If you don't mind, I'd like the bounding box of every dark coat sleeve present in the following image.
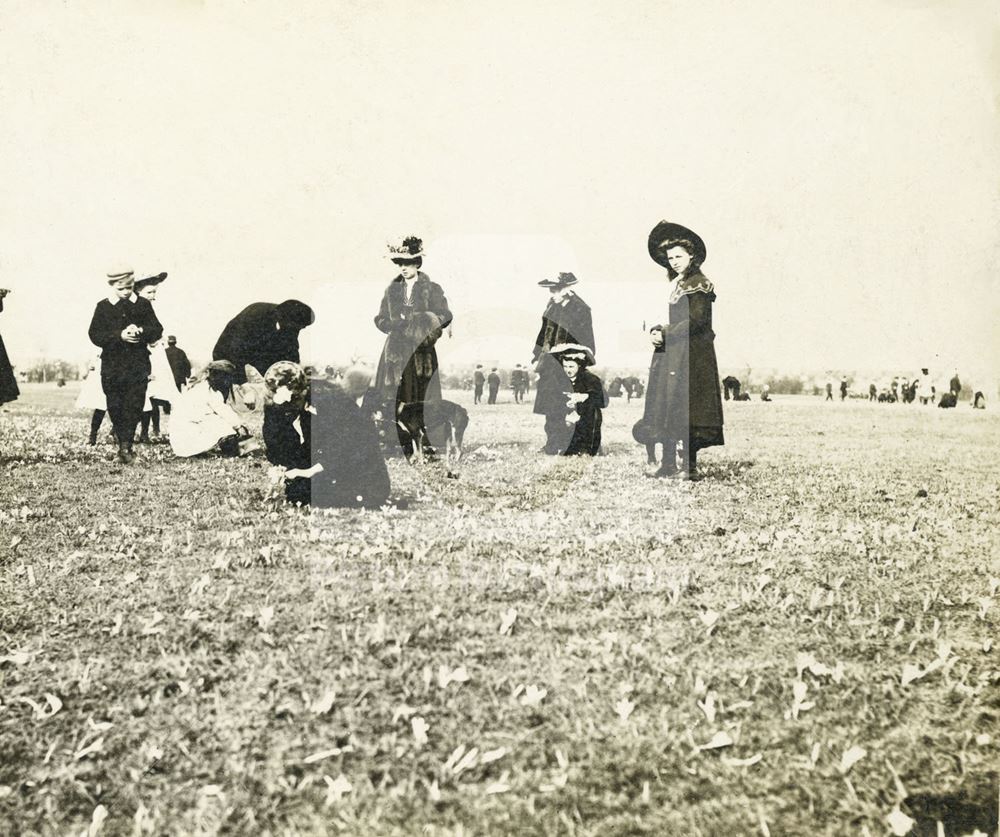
[88,301,122,350]
[428,282,452,331]
[263,405,310,469]
[575,369,608,412]
[374,287,397,334]
[134,298,163,346]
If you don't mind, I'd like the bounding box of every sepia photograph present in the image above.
[1,0,998,834]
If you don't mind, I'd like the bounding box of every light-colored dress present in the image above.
[75,361,107,411]
[169,380,242,457]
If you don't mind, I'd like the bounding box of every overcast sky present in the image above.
[1,0,997,385]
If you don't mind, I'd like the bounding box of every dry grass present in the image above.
[1,384,999,836]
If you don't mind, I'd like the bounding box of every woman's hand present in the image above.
[285,463,324,480]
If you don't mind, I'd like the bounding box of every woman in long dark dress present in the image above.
[0,289,20,406]
[374,236,452,407]
[633,221,724,480]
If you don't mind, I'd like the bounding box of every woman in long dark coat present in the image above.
[374,236,452,408]
[0,289,19,406]
[633,221,724,480]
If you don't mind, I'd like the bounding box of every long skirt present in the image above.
[633,335,724,451]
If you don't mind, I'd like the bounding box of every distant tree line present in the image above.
[21,360,81,383]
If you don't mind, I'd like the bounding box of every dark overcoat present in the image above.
[0,297,19,405]
[374,273,452,404]
[634,272,724,451]
[213,303,309,385]
[563,368,608,456]
[165,345,192,389]
[88,295,163,384]
[531,291,596,416]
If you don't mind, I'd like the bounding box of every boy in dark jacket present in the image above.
[87,268,163,464]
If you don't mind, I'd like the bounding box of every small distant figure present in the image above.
[839,377,848,401]
[622,375,642,402]
[868,383,877,402]
[608,377,624,398]
[972,391,986,410]
[0,288,19,407]
[165,336,192,391]
[487,368,501,404]
[938,392,957,409]
[760,385,772,402]
[918,368,934,406]
[722,375,741,401]
[891,377,899,402]
[825,382,833,401]
[949,371,962,399]
[473,365,485,404]
[511,364,529,403]
[550,344,607,456]
[734,392,751,402]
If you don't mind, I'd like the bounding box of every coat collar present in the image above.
[107,292,138,305]
[669,271,714,303]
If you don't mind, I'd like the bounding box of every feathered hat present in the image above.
[387,235,425,263]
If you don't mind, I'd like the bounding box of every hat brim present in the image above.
[648,221,707,268]
[538,277,578,288]
[387,252,424,263]
[135,272,168,288]
[548,342,595,366]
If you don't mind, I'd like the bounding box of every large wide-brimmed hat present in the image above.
[647,221,706,269]
[538,271,579,288]
[387,235,425,263]
[549,342,595,366]
[134,272,167,292]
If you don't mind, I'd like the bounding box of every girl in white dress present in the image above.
[134,273,179,442]
[75,354,108,445]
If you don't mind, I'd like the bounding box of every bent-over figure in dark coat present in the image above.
[213,300,315,385]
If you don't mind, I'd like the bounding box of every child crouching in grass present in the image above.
[169,360,255,457]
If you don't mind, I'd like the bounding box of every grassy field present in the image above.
[1,383,999,836]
